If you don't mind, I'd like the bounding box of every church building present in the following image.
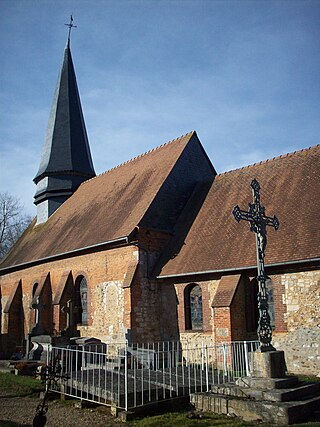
[0,36,319,375]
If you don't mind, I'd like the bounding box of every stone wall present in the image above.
[273,270,320,376]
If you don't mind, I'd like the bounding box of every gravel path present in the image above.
[0,395,128,427]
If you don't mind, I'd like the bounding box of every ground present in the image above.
[1,373,320,427]
[0,396,125,427]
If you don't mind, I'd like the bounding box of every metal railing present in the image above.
[48,340,259,410]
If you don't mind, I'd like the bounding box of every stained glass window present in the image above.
[189,285,203,330]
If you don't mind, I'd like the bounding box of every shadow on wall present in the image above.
[1,281,25,358]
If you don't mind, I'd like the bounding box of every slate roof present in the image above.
[158,144,320,277]
[0,132,196,271]
[34,42,95,184]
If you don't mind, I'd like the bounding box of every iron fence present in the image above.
[48,340,259,410]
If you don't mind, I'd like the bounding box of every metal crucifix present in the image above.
[233,178,279,352]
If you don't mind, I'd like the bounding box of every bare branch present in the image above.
[0,192,32,259]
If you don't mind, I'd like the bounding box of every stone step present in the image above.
[236,376,299,390]
[191,391,320,425]
[0,360,12,368]
[212,380,320,403]
[211,384,249,398]
[0,360,15,374]
[261,382,320,402]
[0,367,15,374]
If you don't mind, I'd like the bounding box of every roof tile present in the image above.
[0,132,195,270]
[159,145,320,277]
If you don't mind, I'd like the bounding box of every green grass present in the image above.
[295,374,320,383]
[0,372,43,397]
[129,411,263,427]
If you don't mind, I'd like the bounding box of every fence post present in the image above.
[125,343,128,411]
[244,341,250,376]
[201,341,204,371]
[223,344,227,378]
[205,345,209,392]
[46,346,50,393]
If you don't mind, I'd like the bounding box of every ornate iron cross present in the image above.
[233,178,279,352]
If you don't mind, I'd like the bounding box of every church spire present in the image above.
[34,18,95,224]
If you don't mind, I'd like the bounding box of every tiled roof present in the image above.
[211,274,241,307]
[0,132,195,270]
[158,145,320,277]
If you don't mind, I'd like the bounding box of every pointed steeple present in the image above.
[34,27,95,224]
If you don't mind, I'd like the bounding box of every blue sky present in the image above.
[0,0,319,216]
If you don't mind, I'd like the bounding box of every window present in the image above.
[266,278,275,330]
[246,278,259,333]
[185,284,203,331]
[74,275,88,325]
[246,277,275,332]
[31,282,39,325]
[32,282,39,297]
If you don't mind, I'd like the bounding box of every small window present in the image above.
[75,275,88,325]
[32,282,39,297]
[31,282,39,325]
[246,278,259,332]
[246,277,275,332]
[185,284,203,331]
[266,278,275,330]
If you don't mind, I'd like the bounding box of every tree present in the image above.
[0,192,33,260]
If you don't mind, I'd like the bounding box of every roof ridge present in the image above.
[218,144,320,177]
[81,131,195,186]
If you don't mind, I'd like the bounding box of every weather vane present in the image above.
[64,15,77,43]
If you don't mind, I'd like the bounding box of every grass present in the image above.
[0,372,44,397]
[129,411,262,426]
[295,374,320,383]
[128,411,320,427]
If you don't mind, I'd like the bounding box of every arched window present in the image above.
[74,275,88,325]
[246,277,275,332]
[246,278,259,333]
[185,284,203,331]
[266,278,275,330]
[32,282,39,297]
[31,282,39,326]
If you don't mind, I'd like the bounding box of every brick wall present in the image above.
[213,307,232,343]
[0,245,139,347]
[230,277,247,341]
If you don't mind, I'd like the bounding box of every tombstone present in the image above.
[69,337,107,370]
[30,297,45,336]
[60,299,75,336]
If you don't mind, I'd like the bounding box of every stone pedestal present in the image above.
[250,350,287,378]
[191,349,320,425]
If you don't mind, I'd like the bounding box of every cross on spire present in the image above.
[233,178,279,352]
[65,15,77,44]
